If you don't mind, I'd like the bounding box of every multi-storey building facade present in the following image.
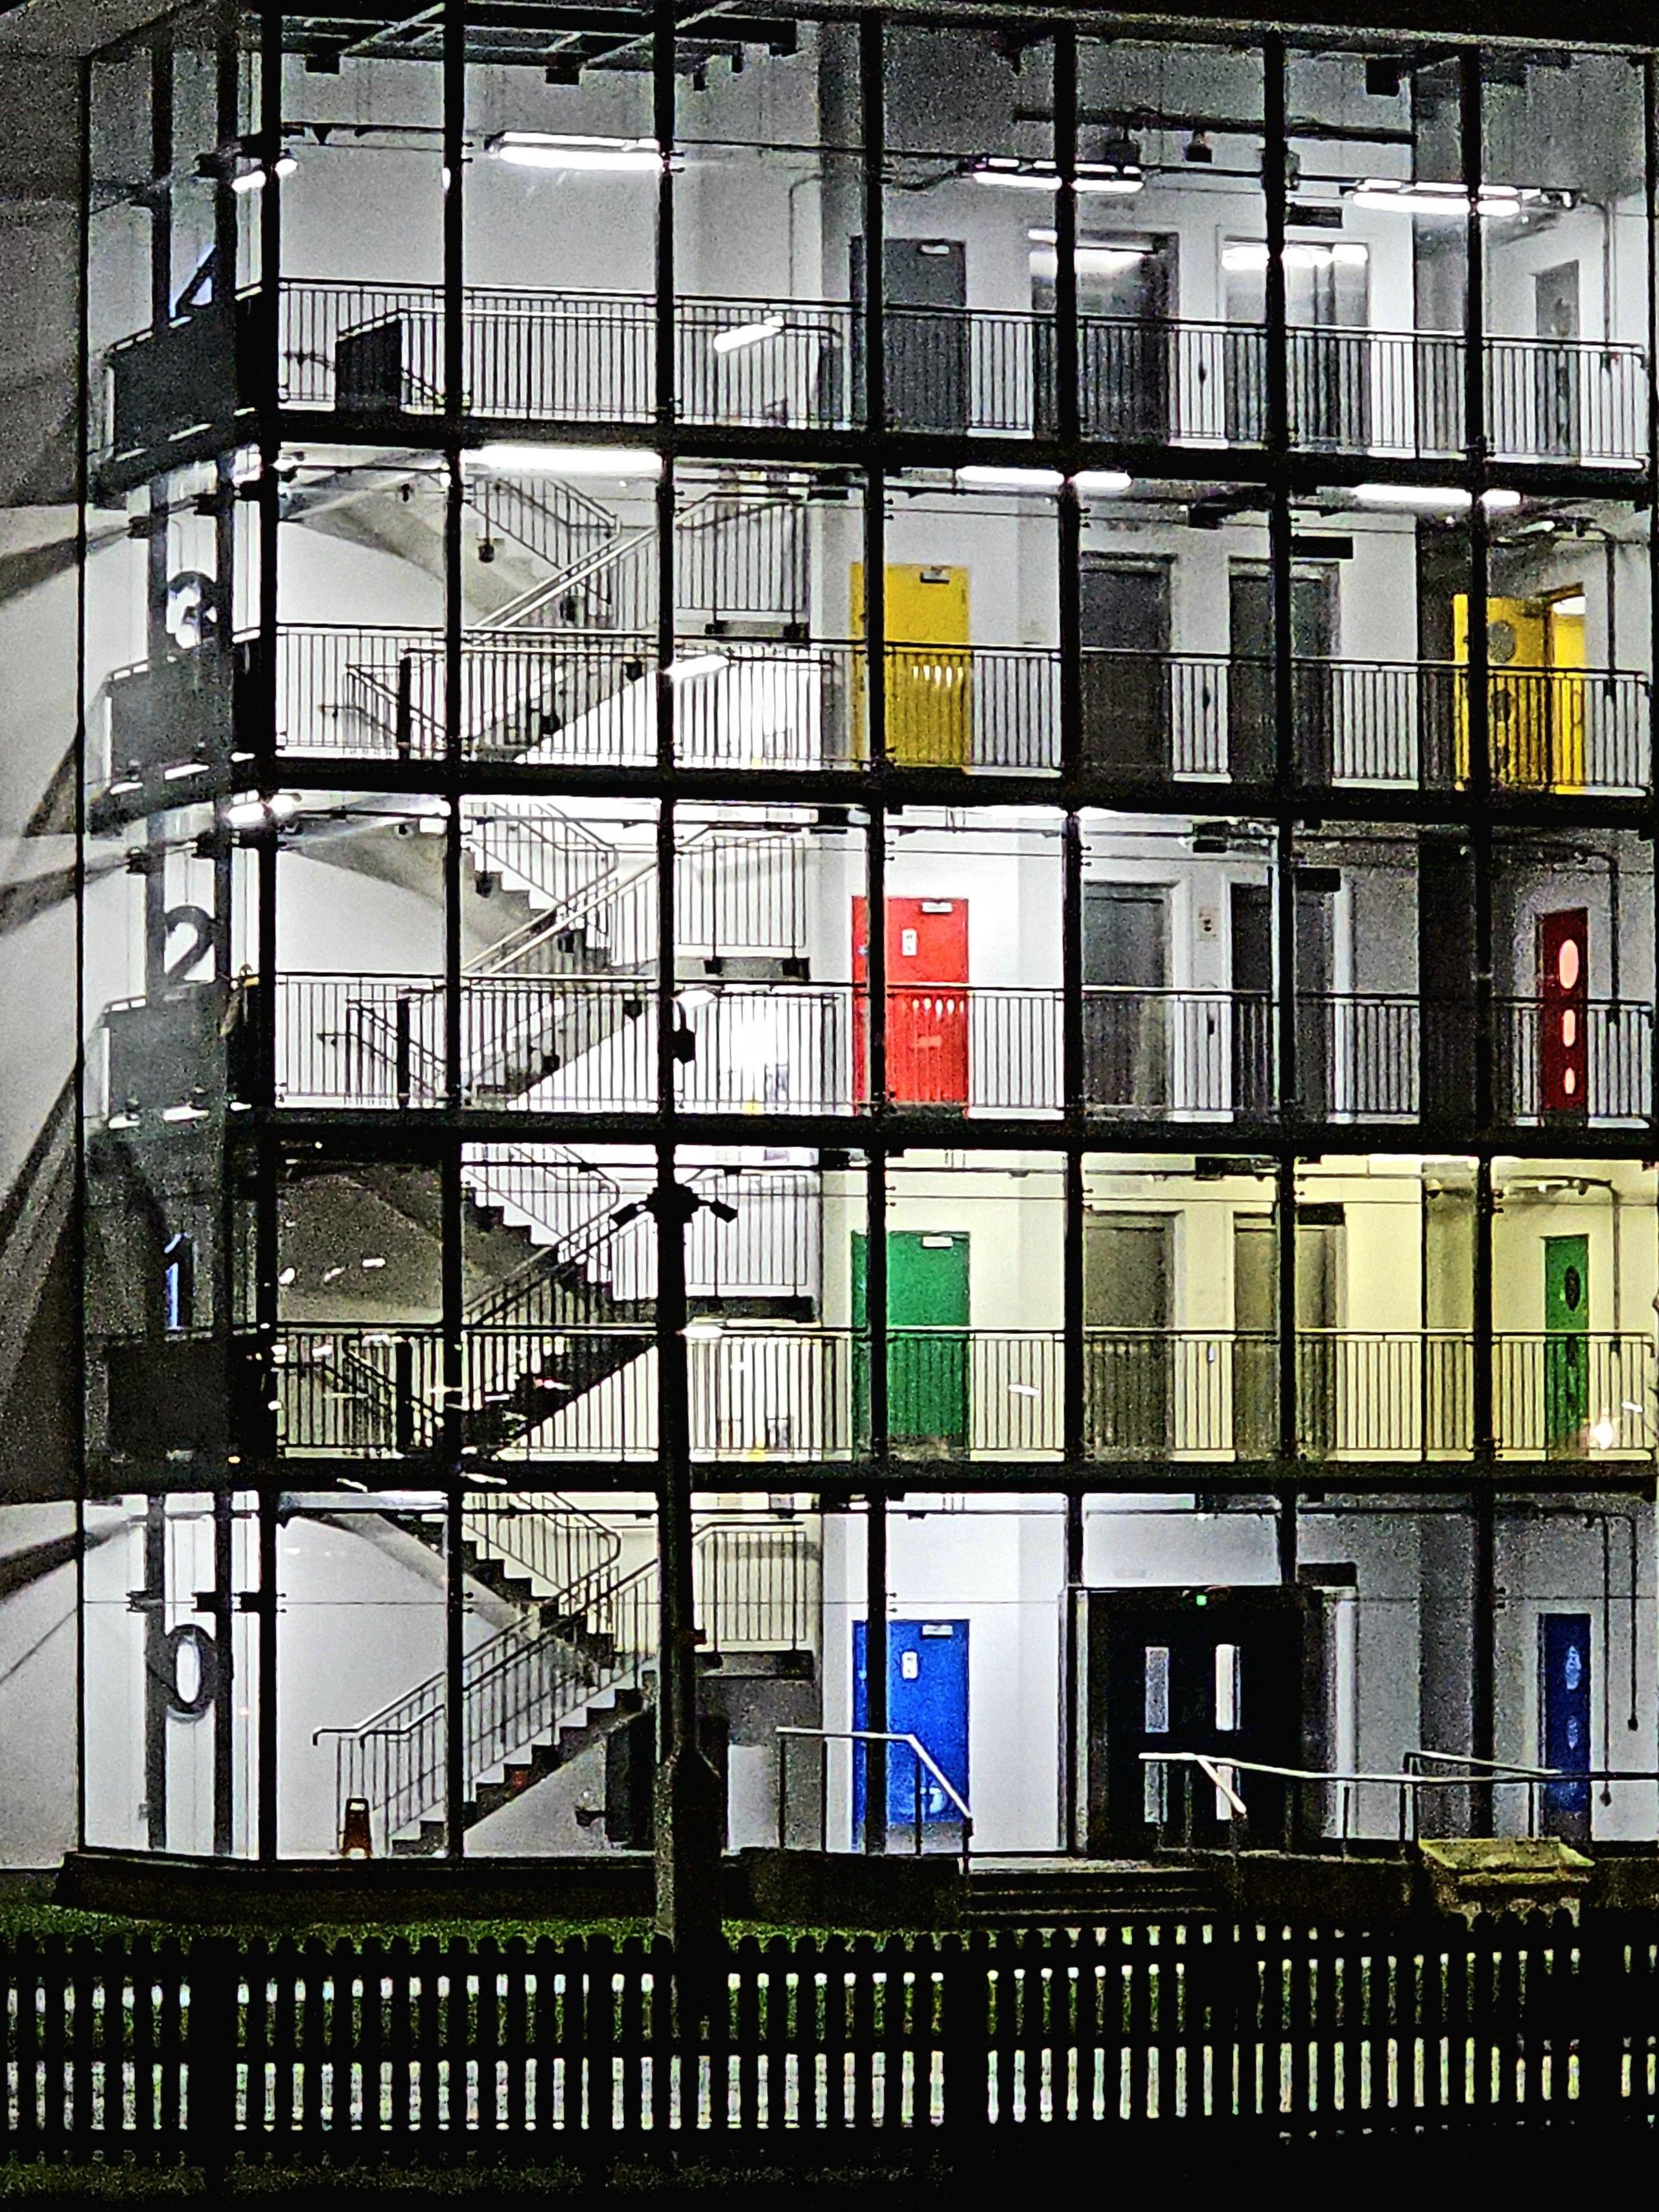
[74,0,1659,1891]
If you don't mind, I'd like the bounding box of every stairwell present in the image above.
[325,1518,815,1857]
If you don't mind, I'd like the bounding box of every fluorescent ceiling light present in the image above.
[1222,240,1368,272]
[1073,470,1133,495]
[1353,483,1522,513]
[1350,179,1538,218]
[476,441,661,479]
[710,318,783,355]
[669,653,730,682]
[969,157,1141,197]
[971,158,1060,192]
[1552,594,1588,616]
[956,465,1065,491]
[1028,245,1148,279]
[489,132,660,172]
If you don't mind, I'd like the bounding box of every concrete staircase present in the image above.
[964,1858,1229,1924]
[340,1520,814,1857]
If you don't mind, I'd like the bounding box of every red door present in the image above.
[852,896,969,1104]
[1538,907,1588,1116]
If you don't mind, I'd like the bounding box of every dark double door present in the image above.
[1033,239,1175,442]
[1083,1214,1171,1456]
[1227,563,1338,786]
[1083,881,1168,1109]
[1227,869,1337,1123]
[1080,560,1171,780]
[1082,1586,1311,1852]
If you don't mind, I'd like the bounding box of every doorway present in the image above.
[1223,237,1371,446]
[1222,238,1370,447]
[1080,1586,1313,1851]
[1083,1213,1172,1454]
[851,563,971,766]
[1229,881,1274,1118]
[1452,590,1586,791]
[1232,1211,1279,1458]
[852,237,966,431]
[1228,561,1338,784]
[1538,1612,1592,1843]
[1533,262,1581,458]
[1080,559,1171,778]
[1032,235,1175,439]
[1537,906,1590,1118]
[1294,867,1338,1122]
[1542,1233,1589,1454]
[852,1618,969,1844]
[852,1229,970,1452]
[1082,883,1168,1108]
[1295,1204,1343,1458]
[851,894,969,1105]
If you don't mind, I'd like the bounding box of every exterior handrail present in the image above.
[776,1724,973,1866]
[1139,1746,1659,1850]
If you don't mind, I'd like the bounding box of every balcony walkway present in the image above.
[102,281,1653,473]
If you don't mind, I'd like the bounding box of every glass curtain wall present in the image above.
[77,6,1659,1861]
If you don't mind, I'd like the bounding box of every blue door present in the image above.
[852,1620,970,1843]
[1539,1612,1592,1842]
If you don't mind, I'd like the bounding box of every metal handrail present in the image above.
[776,1725,973,1866]
[1137,1747,1659,1851]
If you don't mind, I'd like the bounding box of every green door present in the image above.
[852,1231,970,1452]
[1543,1234,1589,1454]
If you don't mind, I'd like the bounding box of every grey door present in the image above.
[1533,262,1580,458]
[1080,560,1170,780]
[1232,1213,1277,1456]
[1294,868,1336,1123]
[853,237,966,431]
[1084,1215,1172,1454]
[1295,1206,1343,1458]
[1233,1209,1341,1457]
[1229,881,1273,1119]
[1225,244,1370,447]
[1084,885,1168,1109]
[1228,563,1338,785]
[1033,238,1174,440]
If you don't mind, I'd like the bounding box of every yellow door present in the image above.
[851,563,971,765]
[1453,593,1550,788]
[1544,591,1586,793]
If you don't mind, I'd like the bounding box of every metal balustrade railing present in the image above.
[266,283,1649,458]
[1081,988,1273,1119]
[1082,1330,1277,1460]
[97,281,1650,470]
[697,1520,820,1652]
[261,1321,1659,1465]
[1293,1332,1475,1460]
[258,622,1652,797]
[881,642,1060,769]
[274,975,448,1109]
[255,973,1659,1128]
[1485,334,1650,467]
[460,974,657,1110]
[1496,998,1655,1123]
[270,1326,445,1457]
[460,1491,625,1612]
[1494,1332,1657,1458]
